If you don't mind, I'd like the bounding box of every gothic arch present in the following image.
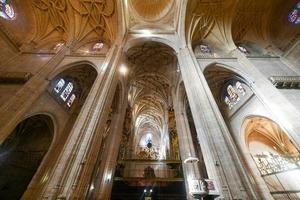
[49,61,99,80]
[49,63,98,108]
[124,36,179,54]
[203,62,254,84]
[0,114,54,200]
[20,112,58,146]
[204,62,300,198]
[241,115,300,199]
[240,115,297,151]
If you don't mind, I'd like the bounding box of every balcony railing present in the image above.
[114,160,183,181]
[253,153,300,200]
[254,153,300,176]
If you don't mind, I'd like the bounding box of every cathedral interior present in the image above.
[1,0,300,200]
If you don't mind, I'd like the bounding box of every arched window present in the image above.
[236,81,246,96]
[0,0,15,20]
[92,42,104,51]
[60,82,73,101]
[54,42,65,51]
[54,78,65,93]
[224,81,247,109]
[288,2,300,24]
[67,94,76,107]
[199,44,211,54]
[238,45,249,54]
[51,78,77,108]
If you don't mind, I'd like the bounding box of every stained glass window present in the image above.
[236,81,246,96]
[227,85,240,104]
[92,42,104,51]
[67,94,76,107]
[51,78,77,108]
[60,82,73,101]
[54,79,65,93]
[238,46,249,54]
[0,0,15,20]
[224,81,247,109]
[288,2,300,24]
[54,42,64,51]
[199,44,211,54]
[224,96,233,110]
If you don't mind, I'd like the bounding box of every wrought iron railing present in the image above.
[114,160,183,179]
[253,153,300,200]
[253,153,300,176]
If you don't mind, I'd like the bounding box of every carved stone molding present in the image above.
[269,76,300,89]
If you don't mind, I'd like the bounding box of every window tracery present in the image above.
[92,42,104,51]
[54,78,65,93]
[60,82,73,101]
[67,94,76,107]
[288,2,300,24]
[224,81,246,109]
[52,78,76,108]
[0,0,15,20]
[54,42,65,51]
[238,45,249,54]
[199,44,211,54]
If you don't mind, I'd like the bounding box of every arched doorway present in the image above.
[204,64,300,199]
[0,114,54,200]
[244,116,300,200]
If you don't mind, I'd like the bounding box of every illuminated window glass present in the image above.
[67,94,76,107]
[238,46,249,54]
[199,44,211,54]
[54,42,64,51]
[224,96,233,110]
[54,78,65,93]
[236,81,246,96]
[92,42,104,51]
[227,85,240,104]
[60,82,73,101]
[224,81,247,109]
[0,0,15,20]
[288,2,300,24]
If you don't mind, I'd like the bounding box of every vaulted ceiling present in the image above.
[126,42,176,153]
[0,0,299,54]
[186,0,300,52]
[0,0,118,53]
[245,116,298,155]
[124,0,179,32]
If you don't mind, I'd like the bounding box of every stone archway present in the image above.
[243,116,300,200]
[0,114,54,200]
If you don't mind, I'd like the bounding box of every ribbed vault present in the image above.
[244,116,298,155]
[186,0,300,52]
[1,0,118,52]
[130,0,174,21]
[126,42,176,159]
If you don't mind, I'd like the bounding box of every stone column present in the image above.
[0,46,69,144]
[38,44,124,199]
[177,46,257,199]
[94,90,127,199]
[172,87,203,200]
